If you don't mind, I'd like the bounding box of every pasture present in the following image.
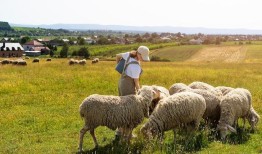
[1,44,262,153]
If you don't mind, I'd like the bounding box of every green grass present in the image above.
[150,45,203,61]
[56,42,178,58]
[0,58,262,153]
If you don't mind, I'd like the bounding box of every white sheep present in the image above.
[217,88,252,139]
[188,81,222,98]
[215,86,234,96]
[178,88,221,127]
[79,59,86,65]
[32,58,40,63]
[140,92,206,141]
[247,107,260,131]
[78,86,160,151]
[92,58,99,64]
[169,83,190,95]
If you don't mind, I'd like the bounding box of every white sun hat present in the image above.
[137,46,150,61]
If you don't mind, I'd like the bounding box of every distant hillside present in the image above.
[10,23,262,34]
[0,21,12,31]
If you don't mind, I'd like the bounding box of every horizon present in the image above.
[1,0,262,30]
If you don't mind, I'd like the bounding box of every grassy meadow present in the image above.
[1,43,262,153]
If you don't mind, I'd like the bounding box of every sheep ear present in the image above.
[227,124,237,133]
[153,89,160,99]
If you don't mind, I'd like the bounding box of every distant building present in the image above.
[62,39,69,43]
[35,38,50,44]
[24,50,41,57]
[0,42,24,57]
[161,37,172,42]
[23,40,50,55]
[189,38,203,45]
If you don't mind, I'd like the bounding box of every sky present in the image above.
[1,0,262,29]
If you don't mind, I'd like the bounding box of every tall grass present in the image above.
[0,59,261,153]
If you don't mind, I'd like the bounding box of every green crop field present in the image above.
[1,44,262,153]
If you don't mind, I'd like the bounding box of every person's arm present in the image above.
[134,78,140,92]
[116,54,122,64]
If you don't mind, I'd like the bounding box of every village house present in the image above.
[0,38,24,57]
[189,38,203,45]
[23,40,50,55]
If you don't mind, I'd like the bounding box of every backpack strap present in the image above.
[122,53,141,76]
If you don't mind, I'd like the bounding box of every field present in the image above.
[1,44,262,153]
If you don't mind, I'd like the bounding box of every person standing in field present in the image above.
[116,46,150,96]
[115,45,150,139]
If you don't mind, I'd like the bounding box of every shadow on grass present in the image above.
[225,127,252,145]
[80,137,144,154]
[78,126,254,154]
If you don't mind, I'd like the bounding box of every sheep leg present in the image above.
[125,128,133,144]
[79,125,89,152]
[173,129,176,145]
[90,129,98,148]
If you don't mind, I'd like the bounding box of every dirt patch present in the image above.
[186,46,247,63]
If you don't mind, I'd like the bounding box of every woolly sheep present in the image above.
[247,107,260,130]
[78,86,160,151]
[188,81,222,97]
[69,59,75,65]
[92,58,99,64]
[169,83,191,95]
[140,92,206,140]
[79,59,86,65]
[1,59,11,64]
[17,60,27,66]
[217,88,252,139]
[32,58,40,63]
[178,88,221,127]
[215,86,234,96]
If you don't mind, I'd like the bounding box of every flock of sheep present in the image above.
[69,58,99,65]
[0,58,52,65]
[78,81,260,152]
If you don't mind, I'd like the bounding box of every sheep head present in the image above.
[217,122,237,140]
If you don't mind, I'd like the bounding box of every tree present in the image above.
[60,43,69,58]
[20,36,31,44]
[50,50,54,57]
[143,33,150,38]
[151,32,159,38]
[78,38,86,45]
[97,37,110,45]
[78,47,90,58]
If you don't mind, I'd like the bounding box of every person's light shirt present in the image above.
[121,52,141,79]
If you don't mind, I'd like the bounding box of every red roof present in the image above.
[24,40,44,46]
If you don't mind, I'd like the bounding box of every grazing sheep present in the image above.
[140,92,206,140]
[12,60,19,65]
[32,58,40,63]
[217,88,252,139]
[178,88,221,127]
[78,86,160,151]
[188,81,222,97]
[79,59,86,65]
[46,58,52,61]
[92,58,99,64]
[17,60,27,66]
[215,86,234,96]
[169,83,190,95]
[1,59,11,65]
[69,59,75,65]
[149,85,170,115]
[247,107,260,130]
